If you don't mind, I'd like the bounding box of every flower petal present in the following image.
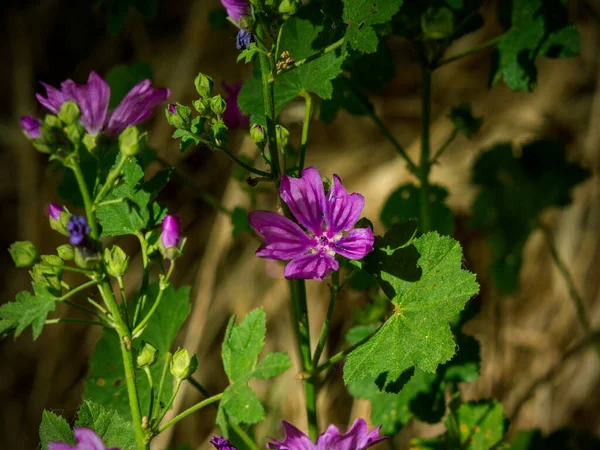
[315,424,341,450]
[284,252,338,281]
[73,428,107,450]
[280,167,327,236]
[20,116,41,139]
[220,0,250,23]
[332,419,387,450]
[107,80,170,136]
[333,228,374,260]
[267,421,315,450]
[249,211,314,260]
[61,71,110,135]
[325,175,365,235]
[222,82,248,130]
[36,82,66,114]
[48,444,75,450]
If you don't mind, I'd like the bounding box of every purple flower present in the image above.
[210,436,237,450]
[20,116,41,139]
[49,203,64,221]
[220,0,250,23]
[67,215,91,246]
[222,82,248,130]
[49,427,120,450]
[161,215,182,249]
[236,29,255,50]
[249,167,375,281]
[267,419,387,450]
[36,71,170,136]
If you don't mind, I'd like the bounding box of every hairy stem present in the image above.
[279,37,345,76]
[312,271,339,367]
[156,393,222,435]
[436,35,503,68]
[298,92,313,172]
[95,153,129,206]
[70,161,98,239]
[133,231,150,328]
[133,262,175,337]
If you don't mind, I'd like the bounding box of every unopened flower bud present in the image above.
[276,125,290,150]
[165,103,192,129]
[194,73,214,98]
[119,126,147,157]
[57,244,74,261]
[32,138,52,154]
[136,341,158,369]
[44,114,62,128]
[66,123,84,144]
[49,204,70,236]
[20,116,41,139]
[210,95,227,116]
[67,215,91,247]
[192,99,209,115]
[250,124,265,147]
[170,348,198,380]
[104,245,129,278]
[421,6,454,40]
[74,246,101,270]
[83,133,100,153]
[8,241,39,268]
[41,254,64,270]
[160,215,184,260]
[58,101,81,126]
[278,0,299,18]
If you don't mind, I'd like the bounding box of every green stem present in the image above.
[155,353,172,420]
[61,265,95,275]
[58,279,102,302]
[144,367,155,420]
[541,225,600,358]
[64,299,107,319]
[419,65,432,233]
[70,161,99,239]
[431,128,458,165]
[436,35,503,68]
[87,297,108,315]
[45,318,107,327]
[156,393,222,435]
[219,141,274,179]
[95,153,129,205]
[341,77,418,174]
[132,262,175,338]
[313,326,379,376]
[133,231,150,328]
[118,276,130,328]
[155,378,182,428]
[312,271,339,367]
[279,37,345,76]
[298,92,313,172]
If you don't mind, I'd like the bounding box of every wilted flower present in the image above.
[20,116,41,139]
[249,167,374,280]
[36,71,170,136]
[49,427,120,450]
[220,0,250,23]
[222,82,248,130]
[267,419,387,450]
[211,436,237,450]
[67,215,91,246]
[236,29,255,50]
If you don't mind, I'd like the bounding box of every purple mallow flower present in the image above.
[220,0,250,23]
[49,203,64,221]
[236,29,255,50]
[222,82,248,130]
[249,167,375,281]
[211,436,237,450]
[161,215,182,249]
[267,419,387,450]
[20,116,41,139]
[49,427,120,450]
[36,71,170,136]
[67,215,91,246]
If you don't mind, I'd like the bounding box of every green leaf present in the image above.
[239,16,345,124]
[251,352,292,379]
[221,383,265,425]
[231,207,252,238]
[84,284,191,419]
[0,284,56,340]
[96,156,169,236]
[106,62,154,108]
[344,232,479,388]
[380,184,454,236]
[491,0,580,91]
[39,410,75,449]
[450,103,483,138]
[511,428,600,450]
[343,0,404,53]
[222,308,266,382]
[75,399,136,449]
[470,140,589,294]
[237,43,260,64]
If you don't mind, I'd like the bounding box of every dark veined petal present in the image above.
[284,252,338,281]
[61,71,110,135]
[332,228,374,260]
[107,79,170,136]
[325,175,365,235]
[267,421,316,450]
[36,82,67,114]
[220,0,250,23]
[249,210,314,260]
[280,167,327,236]
[320,419,387,450]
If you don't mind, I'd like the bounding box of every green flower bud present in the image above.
[165,103,192,130]
[44,114,62,128]
[31,262,62,296]
[194,73,214,98]
[8,241,39,268]
[66,123,85,144]
[192,99,210,116]
[50,211,71,237]
[74,247,101,270]
[276,125,290,150]
[119,126,147,157]
[250,124,266,149]
[209,120,228,147]
[104,245,129,278]
[83,133,100,154]
[41,255,64,271]
[170,348,199,380]
[421,7,454,40]
[32,138,52,154]
[57,244,74,261]
[58,101,81,126]
[278,0,298,18]
[210,95,227,116]
[136,341,158,369]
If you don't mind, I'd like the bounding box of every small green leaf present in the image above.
[237,43,260,64]
[221,383,265,425]
[222,308,266,383]
[343,0,404,54]
[39,410,75,449]
[0,285,56,340]
[251,352,292,379]
[75,400,136,449]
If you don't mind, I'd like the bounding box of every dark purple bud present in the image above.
[236,30,255,51]
[211,436,237,450]
[168,103,177,114]
[161,215,181,249]
[48,203,64,221]
[20,116,41,139]
[67,215,91,246]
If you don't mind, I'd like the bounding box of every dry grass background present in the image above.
[0,0,599,449]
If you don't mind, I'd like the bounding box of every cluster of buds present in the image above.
[276,50,296,72]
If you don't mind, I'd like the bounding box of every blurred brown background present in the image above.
[1,0,599,449]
